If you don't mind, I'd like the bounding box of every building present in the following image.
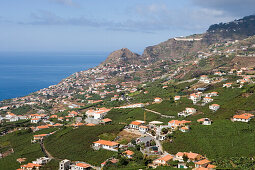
[20,163,41,170]
[59,159,71,170]
[190,93,202,104]
[197,118,212,125]
[180,126,189,132]
[178,108,196,117]
[209,104,220,111]
[153,154,173,166]
[139,126,148,133]
[93,140,120,151]
[129,121,143,129]
[199,75,210,83]
[123,150,134,159]
[70,162,91,170]
[33,134,48,142]
[86,108,111,120]
[168,120,191,129]
[154,97,162,103]
[174,96,181,101]
[203,97,213,103]
[223,83,232,88]
[31,118,40,124]
[233,113,254,122]
[117,103,144,109]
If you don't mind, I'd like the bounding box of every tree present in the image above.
[161,128,168,134]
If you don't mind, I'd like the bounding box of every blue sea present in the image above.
[0,52,107,101]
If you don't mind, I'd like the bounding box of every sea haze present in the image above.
[0,52,107,101]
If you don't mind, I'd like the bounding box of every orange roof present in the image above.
[130,121,142,126]
[185,152,200,159]
[31,118,39,120]
[86,123,96,126]
[21,163,41,168]
[196,168,209,170]
[197,118,206,122]
[34,134,48,137]
[76,163,91,168]
[211,91,218,94]
[207,164,216,168]
[50,115,58,118]
[233,113,254,120]
[70,111,78,115]
[102,118,112,122]
[139,126,148,129]
[54,123,63,126]
[37,125,49,129]
[159,154,173,161]
[93,140,119,146]
[176,152,184,157]
[8,113,15,116]
[154,97,162,100]
[124,150,134,156]
[211,104,219,107]
[195,159,211,165]
[181,127,188,130]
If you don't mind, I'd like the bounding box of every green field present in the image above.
[0,129,45,170]
[44,125,124,166]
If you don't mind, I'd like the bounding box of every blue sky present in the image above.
[0,0,255,53]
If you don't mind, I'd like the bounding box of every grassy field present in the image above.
[107,108,169,124]
[0,129,45,170]
[44,125,124,166]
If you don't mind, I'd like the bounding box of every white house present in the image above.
[190,93,202,104]
[209,104,220,111]
[203,97,213,103]
[59,159,71,170]
[153,154,173,166]
[179,126,189,132]
[174,96,181,101]
[31,118,40,124]
[223,83,232,88]
[93,140,120,152]
[129,121,143,129]
[70,162,91,170]
[178,108,196,117]
[233,113,254,122]
[86,108,111,120]
[139,126,148,133]
[197,118,212,125]
[154,97,162,103]
[199,75,210,83]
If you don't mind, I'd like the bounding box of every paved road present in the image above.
[144,108,175,118]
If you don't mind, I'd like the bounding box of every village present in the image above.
[1,34,255,169]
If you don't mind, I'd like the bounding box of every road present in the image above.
[144,108,175,118]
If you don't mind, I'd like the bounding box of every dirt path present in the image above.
[40,142,55,159]
[144,108,175,118]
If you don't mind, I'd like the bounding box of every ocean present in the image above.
[0,52,107,101]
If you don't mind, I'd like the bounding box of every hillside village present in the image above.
[1,15,255,170]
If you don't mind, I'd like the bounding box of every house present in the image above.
[32,157,50,165]
[50,115,58,119]
[136,136,153,147]
[59,159,71,170]
[69,111,78,117]
[195,159,211,169]
[233,113,254,122]
[129,121,143,129]
[178,108,196,117]
[139,126,148,133]
[203,97,213,103]
[20,163,41,170]
[223,83,232,88]
[5,113,19,122]
[174,152,203,162]
[180,126,189,132]
[154,97,162,103]
[153,154,173,166]
[101,118,112,124]
[190,93,202,104]
[31,118,40,124]
[210,92,218,97]
[209,104,220,111]
[86,108,111,119]
[174,96,181,101]
[93,140,120,151]
[35,125,49,131]
[33,134,48,142]
[197,118,212,125]
[123,150,134,159]
[70,162,92,170]
[168,120,191,129]
[199,75,210,83]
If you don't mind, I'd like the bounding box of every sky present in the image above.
[0,0,255,53]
